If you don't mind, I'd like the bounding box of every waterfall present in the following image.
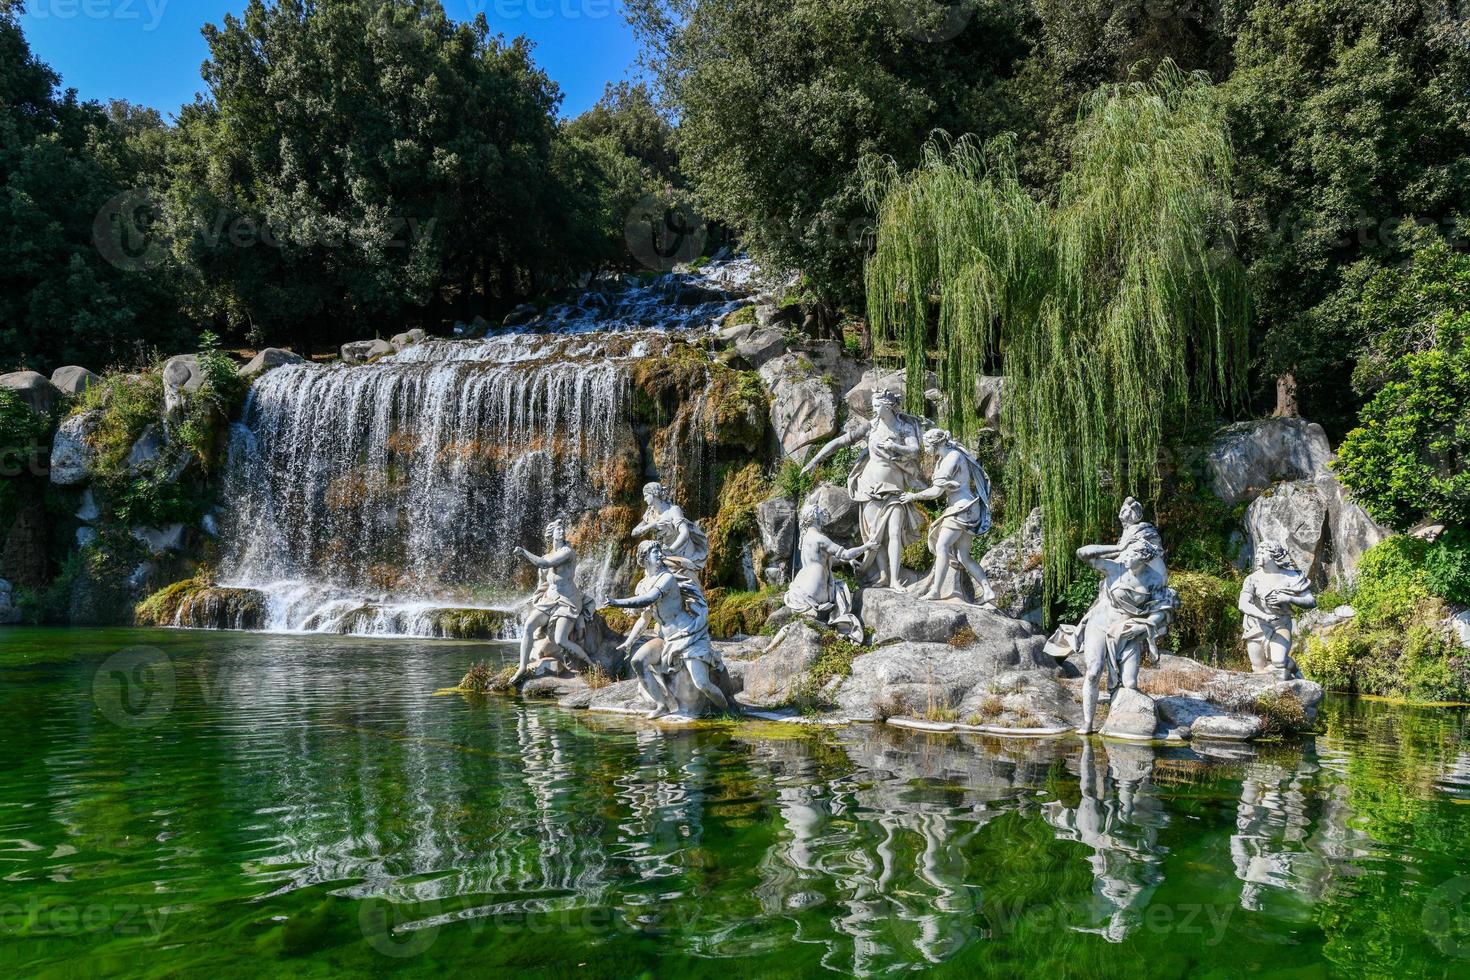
[213,259,757,636]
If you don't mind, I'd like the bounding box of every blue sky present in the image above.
[18,0,642,120]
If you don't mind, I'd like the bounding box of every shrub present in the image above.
[1334,327,1470,529]
[1170,570,1243,660]
[1052,571,1099,625]
[1254,689,1309,738]
[1352,536,1431,630]
[1425,529,1470,606]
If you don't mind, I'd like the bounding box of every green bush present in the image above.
[76,372,165,484]
[1170,570,1243,659]
[1297,537,1469,703]
[1425,529,1470,606]
[1334,324,1470,529]
[1351,536,1431,630]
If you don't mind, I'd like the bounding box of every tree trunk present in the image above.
[1274,371,1299,418]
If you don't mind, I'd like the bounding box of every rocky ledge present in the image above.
[513,590,1322,743]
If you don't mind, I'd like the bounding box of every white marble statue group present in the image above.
[507,388,1319,728]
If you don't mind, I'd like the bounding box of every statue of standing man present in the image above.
[901,428,996,604]
[801,389,927,588]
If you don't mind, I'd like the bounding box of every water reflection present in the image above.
[3,631,1469,976]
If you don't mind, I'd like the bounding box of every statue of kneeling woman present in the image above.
[1239,541,1316,680]
[770,501,877,646]
[509,518,594,687]
[608,541,730,720]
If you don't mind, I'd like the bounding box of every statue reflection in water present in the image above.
[1042,740,1166,942]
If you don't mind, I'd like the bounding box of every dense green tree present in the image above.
[168,0,610,353]
[0,1,191,373]
[864,67,1248,602]
[628,0,1035,307]
[1223,0,1470,433]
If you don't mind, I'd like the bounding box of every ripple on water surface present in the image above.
[1,627,1470,976]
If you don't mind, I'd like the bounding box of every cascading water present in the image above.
[213,258,759,636]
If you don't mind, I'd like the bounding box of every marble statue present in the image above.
[1047,497,1179,734]
[608,540,729,719]
[509,518,593,686]
[1239,541,1316,680]
[630,481,709,573]
[901,428,996,605]
[771,500,877,645]
[801,389,927,588]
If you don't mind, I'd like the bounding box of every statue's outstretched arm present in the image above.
[801,423,865,475]
[518,547,552,568]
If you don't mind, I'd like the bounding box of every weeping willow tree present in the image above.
[863,64,1248,606]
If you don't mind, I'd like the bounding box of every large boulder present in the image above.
[859,588,1045,652]
[979,508,1045,624]
[845,367,938,421]
[729,623,824,708]
[340,339,394,365]
[0,371,60,416]
[239,347,304,379]
[809,481,858,539]
[561,661,741,720]
[50,365,99,396]
[0,578,20,625]
[1144,653,1324,727]
[719,311,788,368]
[755,495,797,566]
[1099,688,1158,740]
[975,375,1005,432]
[161,354,205,416]
[49,411,100,486]
[1242,480,1331,584]
[1208,418,1390,582]
[390,328,427,349]
[759,353,840,462]
[1207,418,1332,504]
[126,423,168,476]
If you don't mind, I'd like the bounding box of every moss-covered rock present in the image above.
[706,585,782,638]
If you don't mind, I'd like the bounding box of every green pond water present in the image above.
[2,627,1470,978]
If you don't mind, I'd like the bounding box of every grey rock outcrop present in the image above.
[1099,688,1158,740]
[239,347,305,379]
[503,303,538,327]
[1242,480,1330,584]
[729,624,824,708]
[132,524,186,555]
[50,365,100,395]
[0,371,60,415]
[1208,418,1390,582]
[755,495,797,566]
[126,423,168,476]
[49,411,100,486]
[809,482,858,539]
[390,328,427,349]
[846,367,939,421]
[0,578,20,625]
[979,507,1045,624]
[975,375,1005,431]
[162,354,206,417]
[340,339,395,365]
[759,353,839,462]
